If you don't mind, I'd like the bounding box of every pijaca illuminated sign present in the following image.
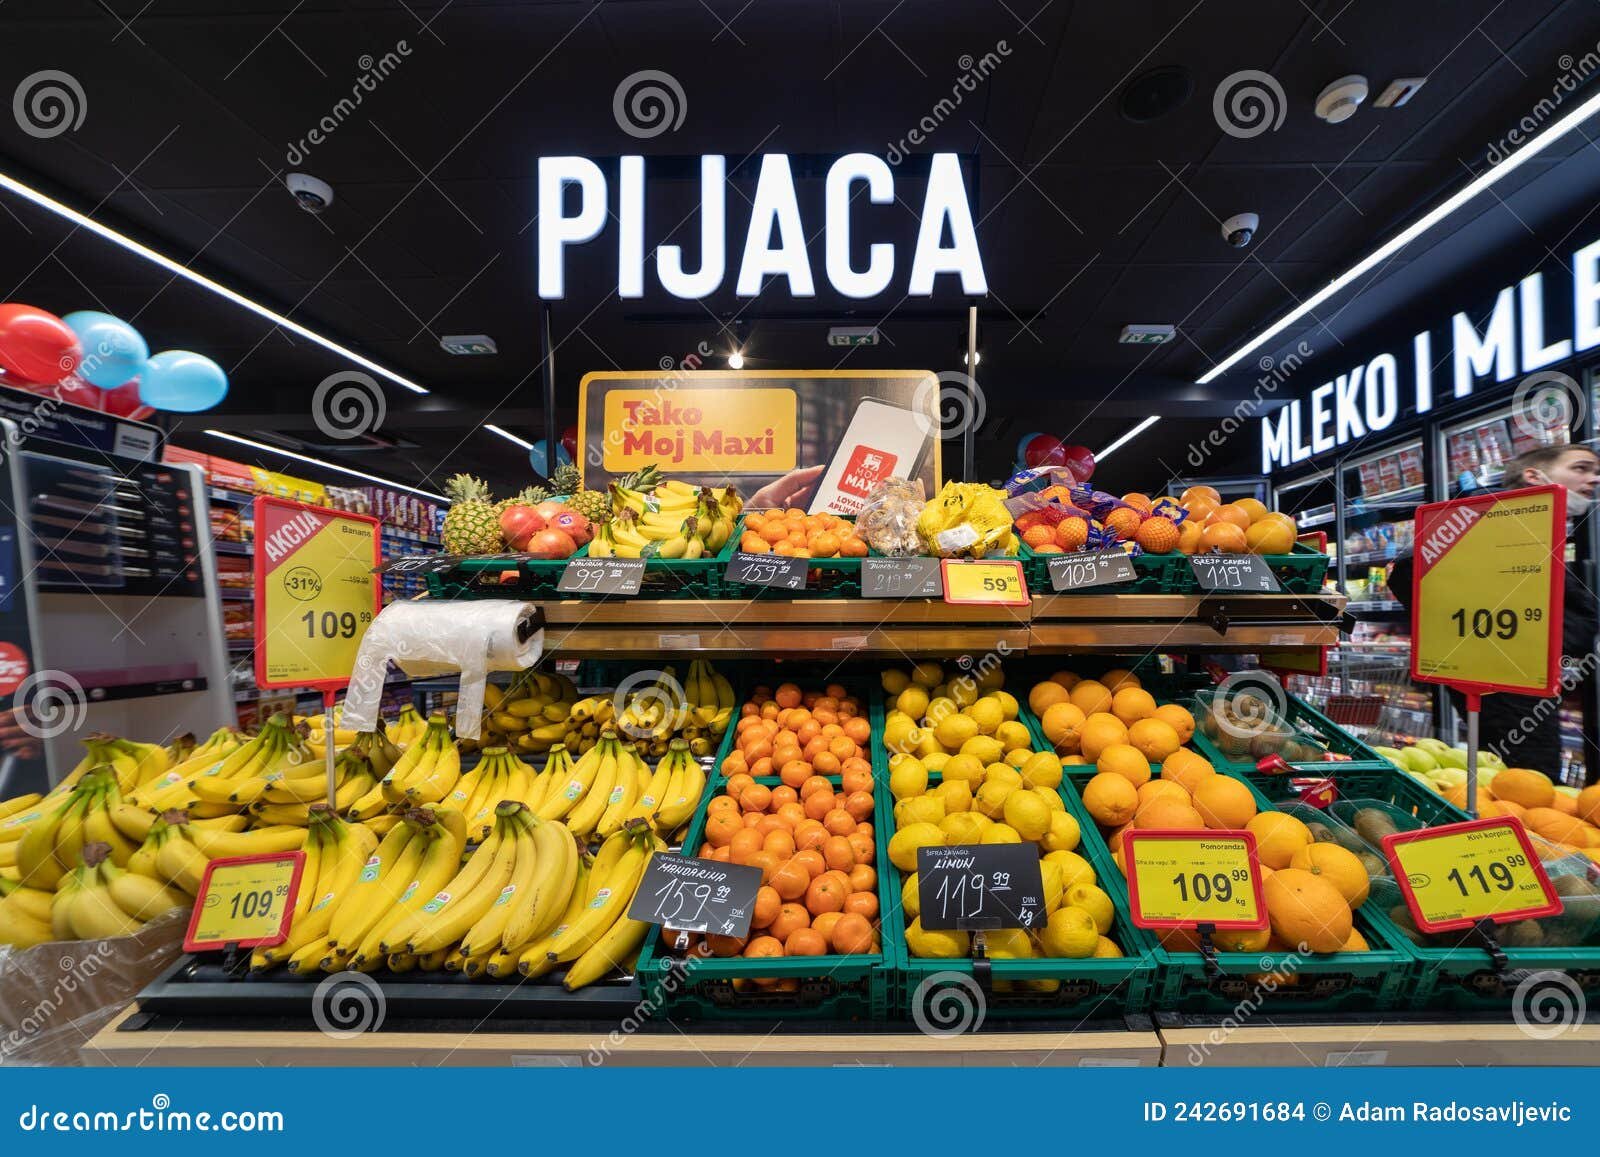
[1262,236,1600,471]
[537,152,987,300]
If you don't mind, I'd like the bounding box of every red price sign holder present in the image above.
[1122,829,1269,977]
[184,852,307,971]
[1410,485,1565,816]
[253,497,381,807]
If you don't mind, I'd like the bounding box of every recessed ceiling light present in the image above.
[1315,75,1369,124]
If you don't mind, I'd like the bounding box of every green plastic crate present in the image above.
[885,768,1160,1024]
[1058,767,1417,1015]
[1189,687,1391,774]
[1021,541,1329,596]
[422,539,732,602]
[633,773,896,1021]
[1246,766,1471,829]
[713,515,910,599]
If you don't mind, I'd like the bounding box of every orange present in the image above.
[848,863,877,892]
[810,531,841,557]
[1028,680,1070,716]
[1082,771,1139,827]
[743,935,785,958]
[1097,743,1152,788]
[726,772,755,798]
[1041,701,1087,751]
[843,790,875,822]
[1191,776,1257,829]
[805,874,847,915]
[1247,811,1313,869]
[1069,680,1114,716]
[1099,668,1141,692]
[1110,686,1157,724]
[1181,485,1221,506]
[752,886,781,928]
[705,811,742,848]
[821,835,855,872]
[1264,868,1352,953]
[1121,492,1154,513]
[1288,842,1370,908]
[824,809,858,837]
[762,829,797,860]
[839,534,868,557]
[1245,519,1295,554]
[1128,718,1181,763]
[1103,507,1142,541]
[843,891,879,919]
[1048,670,1082,691]
[768,902,810,942]
[1577,785,1600,826]
[1134,798,1206,831]
[1055,517,1089,550]
[1137,779,1191,808]
[1177,521,1204,555]
[728,827,765,864]
[1200,522,1248,553]
[847,832,875,862]
[1233,497,1269,524]
[1152,703,1195,743]
[831,912,875,954]
[1079,713,1129,762]
[770,861,810,901]
[811,911,843,948]
[775,683,802,709]
[1135,516,1180,554]
[803,790,837,821]
[786,927,828,956]
[792,848,826,879]
[1489,768,1555,809]
[1207,503,1252,531]
[740,784,772,812]
[1022,524,1058,549]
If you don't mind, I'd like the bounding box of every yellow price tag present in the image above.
[1123,831,1267,930]
[255,498,381,691]
[940,559,1028,606]
[1412,486,1564,696]
[1384,818,1560,933]
[184,853,305,951]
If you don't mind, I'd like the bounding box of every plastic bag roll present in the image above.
[341,601,544,739]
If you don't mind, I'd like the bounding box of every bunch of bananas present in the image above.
[589,481,742,559]
[388,704,429,747]
[532,730,647,839]
[47,732,172,799]
[347,713,460,818]
[605,660,733,758]
[50,841,188,940]
[483,670,592,755]
[5,767,141,891]
[444,745,537,842]
[250,806,378,972]
[123,727,245,811]
[125,810,305,898]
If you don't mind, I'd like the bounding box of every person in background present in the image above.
[1389,443,1598,784]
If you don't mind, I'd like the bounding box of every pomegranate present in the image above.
[533,500,568,523]
[499,505,546,551]
[525,528,577,559]
[550,509,592,545]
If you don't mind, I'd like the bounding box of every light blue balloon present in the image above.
[527,439,573,477]
[62,311,148,389]
[138,350,228,412]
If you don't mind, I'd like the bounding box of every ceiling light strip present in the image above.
[1096,415,1160,461]
[0,171,430,395]
[484,423,534,449]
[205,429,449,502]
[1195,86,1600,385]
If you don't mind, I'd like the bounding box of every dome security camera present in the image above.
[1221,211,1260,248]
[286,172,334,214]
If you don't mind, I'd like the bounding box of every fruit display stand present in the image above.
[1026,592,1347,652]
[422,547,731,602]
[1188,688,1391,773]
[1020,541,1331,596]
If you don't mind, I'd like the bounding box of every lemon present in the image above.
[905,917,968,958]
[965,697,1003,734]
[982,823,1022,844]
[1003,790,1051,841]
[1043,850,1096,888]
[940,753,986,785]
[977,667,1005,690]
[960,735,1004,765]
[901,872,921,919]
[889,822,944,872]
[984,928,1035,958]
[974,779,1014,819]
[939,812,987,845]
[923,751,950,772]
[882,716,918,754]
[914,730,944,758]
[985,764,1022,791]
[948,677,980,708]
[1040,810,1082,853]
[889,755,929,800]
[881,668,911,696]
[935,778,973,813]
[911,661,943,687]
[992,689,1020,720]
[1066,883,1115,933]
[896,686,931,719]
[1040,907,1099,958]
[995,720,1032,750]
[1093,936,1123,958]
[1033,786,1065,812]
[1005,747,1033,769]
[895,794,945,827]
[1040,859,1063,913]
[934,713,980,750]
[1020,751,1063,789]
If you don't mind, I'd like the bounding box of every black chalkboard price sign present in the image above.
[557,557,646,595]
[1189,553,1281,593]
[723,552,808,591]
[916,843,1047,931]
[628,855,764,938]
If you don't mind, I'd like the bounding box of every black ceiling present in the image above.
[4,0,1600,496]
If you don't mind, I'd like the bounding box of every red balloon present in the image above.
[1061,443,1095,481]
[101,379,155,420]
[0,304,81,383]
[560,424,578,460]
[37,374,105,411]
[1023,433,1067,469]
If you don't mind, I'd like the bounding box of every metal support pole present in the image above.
[964,304,978,482]
[540,304,557,475]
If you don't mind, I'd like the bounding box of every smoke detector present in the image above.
[1315,75,1369,124]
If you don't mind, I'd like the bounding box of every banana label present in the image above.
[200,761,227,777]
[153,772,182,789]
[448,790,468,803]
[2,811,40,829]
[264,772,284,784]
[640,795,657,808]
[562,779,584,801]
[607,786,626,805]
[399,881,420,903]
[494,884,517,907]
[422,890,452,914]
[588,888,612,909]
[312,890,336,912]
[360,854,382,883]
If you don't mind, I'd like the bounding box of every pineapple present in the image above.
[567,486,611,524]
[617,463,664,492]
[442,474,504,555]
[494,485,547,520]
[549,462,581,496]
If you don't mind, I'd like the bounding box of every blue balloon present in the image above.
[138,350,228,412]
[62,311,148,389]
[527,439,573,478]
